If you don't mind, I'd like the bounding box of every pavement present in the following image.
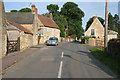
[2,44,46,73]
[2,42,117,78]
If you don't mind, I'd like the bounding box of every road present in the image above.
[3,42,116,78]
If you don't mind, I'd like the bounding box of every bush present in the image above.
[108,38,120,58]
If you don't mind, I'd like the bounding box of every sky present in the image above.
[4,1,118,29]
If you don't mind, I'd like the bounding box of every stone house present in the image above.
[0,1,7,57]
[6,4,60,45]
[85,17,104,38]
[7,20,33,51]
[85,17,118,47]
[85,17,118,41]
[37,14,60,44]
[6,12,38,46]
[31,5,60,44]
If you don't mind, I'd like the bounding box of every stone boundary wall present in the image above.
[20,31,33,50]
[88,38,104,47]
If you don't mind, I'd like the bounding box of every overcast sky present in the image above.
[4,2,118,29]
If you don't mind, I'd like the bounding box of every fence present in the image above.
[88,38,104,47]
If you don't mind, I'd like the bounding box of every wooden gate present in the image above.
[7,40,18,53]
[96,38,104,47]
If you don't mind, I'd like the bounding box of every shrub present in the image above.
[108,38,120,59]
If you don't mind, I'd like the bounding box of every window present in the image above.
[47,28,49,32]
[47,36,49,39]
[54,29,56,32]
[91,29,95,36]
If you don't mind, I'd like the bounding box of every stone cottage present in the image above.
[0,1,7,57]
[7,20,33,52]
[85,17,104,38]
[85,17,118,47]
[6,11,38,46]
[37,13,60,44]
[85,17,118,41]
[31,5,60,44]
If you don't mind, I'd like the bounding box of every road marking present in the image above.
[58,61,63,78]
[61,52,64,58]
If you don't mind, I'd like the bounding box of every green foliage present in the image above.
[47,4,59,13]
[85,16,104,31]
[108,12,120,36]
[90,48,120,76]
[61,2,85,40]
[83,36,89,40]
[18,8,32,12]
[45,2,85,39]
[71,34,76,39]
[11,10,18,12]
[38,35,41,39]
[42,13,50,17]
[53,14,68,37]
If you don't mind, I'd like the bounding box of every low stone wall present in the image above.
[88,38,96,46]
[20,31,33,50]
[88,38,104,47]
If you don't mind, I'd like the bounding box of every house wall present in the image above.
[108,34,117,41]
[21,15,38,46]
[20,31,33,50]
[85,18,104,38]
[0,2,7,57]
[38,26,60,44]
[7,30,19,41]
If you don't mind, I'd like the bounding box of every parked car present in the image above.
[46,37,58,46]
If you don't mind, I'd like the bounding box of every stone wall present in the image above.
[7,30,19,41]
[0,2,7,57]
[88,38,104,47]
[108,34,117,41]
[21,24,33,33]
[38,26,60,44]
[85,18,104,38]
[20,31,33,50]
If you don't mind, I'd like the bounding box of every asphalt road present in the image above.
[3,42,116,78]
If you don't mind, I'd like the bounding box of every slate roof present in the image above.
[6,12,34,24]
[38,14,60,29]
[8,20,33,35]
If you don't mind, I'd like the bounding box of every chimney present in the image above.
[50,13,53,19]
[35,8,38,15]
[93,17,96,21]
[32,5,35,14]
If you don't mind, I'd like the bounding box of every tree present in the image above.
[47,4,59,14]
[85,16,104,31]
[42,13,50,17]
[11,10,18,12]
[108,13,114,30]
[18,8,32,12]
[60,2,85,40]
[45,4,67,38]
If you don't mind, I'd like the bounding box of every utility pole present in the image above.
[104,0,109,52]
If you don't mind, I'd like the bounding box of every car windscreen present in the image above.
[49,38,56,40]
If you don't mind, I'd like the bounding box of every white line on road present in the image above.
[58,61,63,78]
[61,52,64,58]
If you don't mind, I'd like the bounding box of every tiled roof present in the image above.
[8,20,33,35]
[6,12,34,24]
[38,14,60,29]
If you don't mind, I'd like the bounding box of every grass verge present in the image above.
[90,47,120,77]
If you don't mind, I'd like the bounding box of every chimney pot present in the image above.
[32,5,35,14]
[35,8,38,15]
[50,13,53,19]
[93,17,96,21]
